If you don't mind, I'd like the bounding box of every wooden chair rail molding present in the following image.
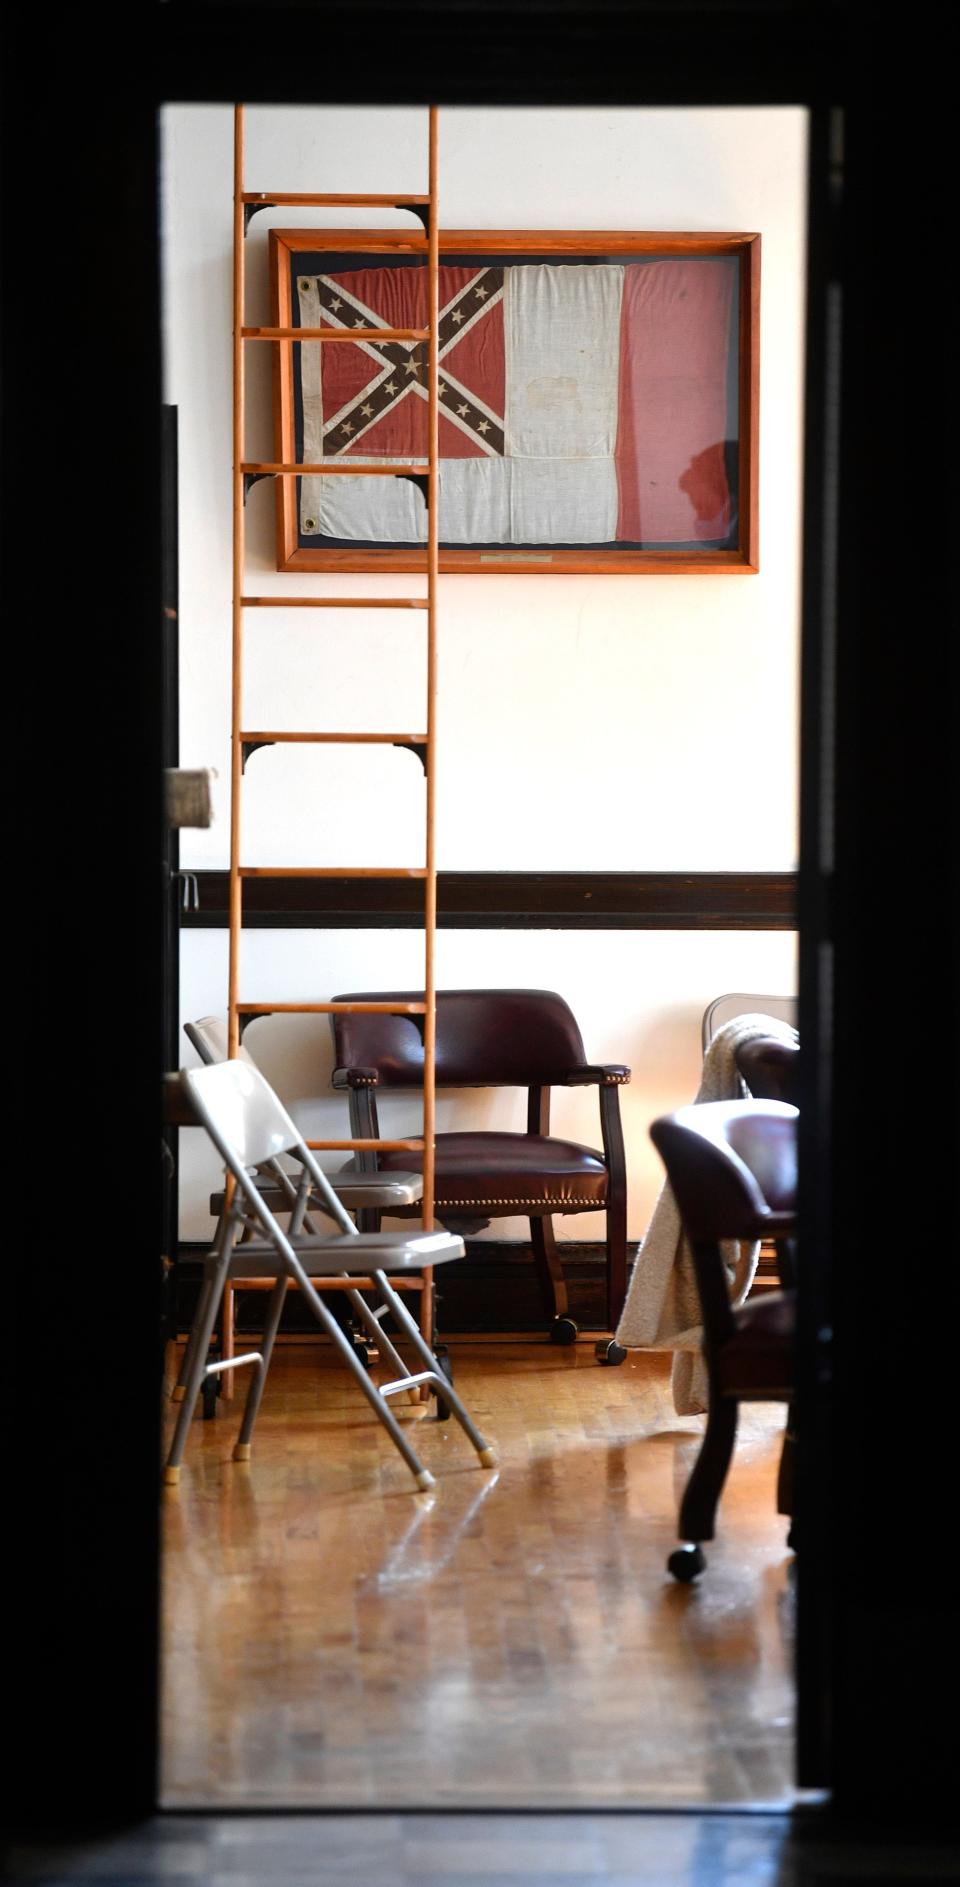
[181,869,797,930]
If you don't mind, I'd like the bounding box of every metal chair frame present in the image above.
[165,1058,496,1492]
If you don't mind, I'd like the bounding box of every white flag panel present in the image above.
[504,264,624,460]
[302,457,619,545]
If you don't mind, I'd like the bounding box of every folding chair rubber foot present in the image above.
[232,1442,252,1462]
[163,1465,181,1487]
[171,1385,186,1403]
[416,1469,436,1491]
[477,1446,498,1468]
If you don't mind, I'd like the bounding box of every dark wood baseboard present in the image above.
[174,1238,781,1337]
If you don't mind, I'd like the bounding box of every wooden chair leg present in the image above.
[678,1395,738,1544]
[598,1082,628,1327]
[530,1214,568,1320]
[776,1401,797,1517]
[220,1279,236,1401]
[604,1188,628,1329]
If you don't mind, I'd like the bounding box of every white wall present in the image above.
[162,106,806,1243]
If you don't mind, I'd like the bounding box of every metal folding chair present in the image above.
[179,1015,426,1397]
[700,991,797,1053]
[165,1058,497,1491]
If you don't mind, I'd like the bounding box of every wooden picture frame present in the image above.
[268,229,760,575]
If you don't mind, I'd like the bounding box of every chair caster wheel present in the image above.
[432,1345,453,1421]
[201,1376,219,1421]
[668,1544,706,1582]
[550,1316,579,1346]
[595,1338,628,1365]
[353,1339,378,1371]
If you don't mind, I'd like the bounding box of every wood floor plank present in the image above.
[161,1343,795,1809]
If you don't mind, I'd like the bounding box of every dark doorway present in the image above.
[7,0,955,1836]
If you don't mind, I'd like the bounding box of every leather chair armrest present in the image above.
[331,1066,381,1090]
[562,1064,631,1086]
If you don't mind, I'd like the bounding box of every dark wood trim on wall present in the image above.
[183,869,796,930]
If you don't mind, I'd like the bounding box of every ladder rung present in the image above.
[241,597,429,609]
[256,232,428,254]
[305,1139,426,1152]
[241,193,430,208]
[239,730,428,745]
[238,867,428,879]
[240,462,428,478]
[242,327,430,343]
[236,1002,428,1016]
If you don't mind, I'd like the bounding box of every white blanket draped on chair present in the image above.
[615,1012,799,1414]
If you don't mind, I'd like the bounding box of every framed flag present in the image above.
[268,229,760,574]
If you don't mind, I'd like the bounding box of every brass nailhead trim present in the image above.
[435,1196,604,1208]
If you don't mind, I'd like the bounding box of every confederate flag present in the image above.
[296,257,737,548]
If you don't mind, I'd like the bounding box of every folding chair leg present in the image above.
[164,1263,229,1485]
[371,1270,497,1467]
[233,1277,286,1460]
[172,1275,217,1403]
[344,1284,415,1391]
[294,1270,438,1490]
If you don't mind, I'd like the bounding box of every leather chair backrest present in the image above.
[734,1035,800,1105]
[651,1101,798,1242]
[332,988,588,1088]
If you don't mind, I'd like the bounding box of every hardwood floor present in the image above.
[161,1341,796,1810]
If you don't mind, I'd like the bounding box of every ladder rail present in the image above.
[422,106,439,1247]
[227,105,441,1371]
[228,105,246,1063]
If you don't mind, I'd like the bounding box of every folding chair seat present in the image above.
[165,1058,497,1492]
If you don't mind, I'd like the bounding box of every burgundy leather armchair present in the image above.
[330,988,630,1344]
[649,1099,797,1581]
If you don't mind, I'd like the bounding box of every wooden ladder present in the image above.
[224,104,441,1377]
